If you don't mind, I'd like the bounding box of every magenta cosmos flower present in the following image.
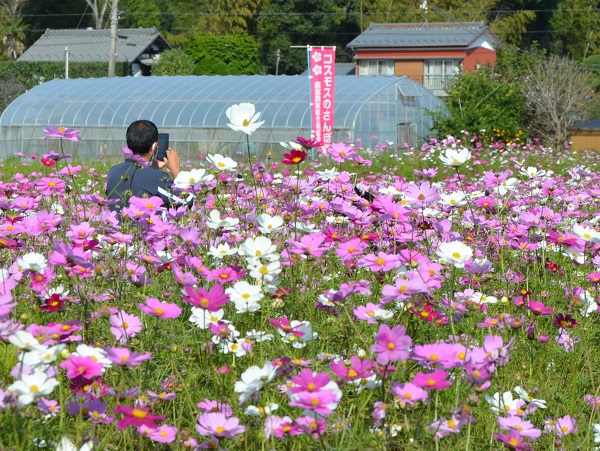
[114,405,164,430]
[390,382,428,407]
[42,126,81,141]
[138,297,182,319]
[183,285,229,311]
[60,355,104,380]
[370,324,412,365]
[196,412,246,438]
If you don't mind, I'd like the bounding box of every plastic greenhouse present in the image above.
[0,75,444,160]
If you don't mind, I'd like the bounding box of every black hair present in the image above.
[126,120,159,155]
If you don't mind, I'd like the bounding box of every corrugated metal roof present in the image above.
[567,118,600,130]
[18,27,171,63]
[347,22,499,49]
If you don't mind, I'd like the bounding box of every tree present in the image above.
[1,17,26,59]
[523,55,595,145]
[430,66,527,140]
[185,33,260,75]
[85,0,110,28]
[153,48,195,75]
[119,0,161,28]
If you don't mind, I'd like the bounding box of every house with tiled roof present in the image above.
[18,27,171,76]
[347,22,501,96]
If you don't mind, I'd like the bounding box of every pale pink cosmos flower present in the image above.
[138,297,182,319]
[109,310,143,345]
[390,382,428,407]
[104,347,152,366]
[196,412,246,438]
[149,424,177,443]
[357,252,401,272]
[412,369,453,391]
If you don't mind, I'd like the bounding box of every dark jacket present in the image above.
[106,159,174,212]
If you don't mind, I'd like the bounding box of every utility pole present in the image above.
[65,47,69,79]
[275,49,281,75]
[108,0,119,77]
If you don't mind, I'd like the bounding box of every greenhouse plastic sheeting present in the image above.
[0,75,443,160]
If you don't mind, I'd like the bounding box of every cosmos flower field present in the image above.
[2,109,600,450]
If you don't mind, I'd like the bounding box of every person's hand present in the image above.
[162,148,181,179]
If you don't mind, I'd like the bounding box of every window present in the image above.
[423,60,461,95]
[358,60,394,76]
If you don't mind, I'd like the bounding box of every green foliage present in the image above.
[152,48,195,76]
[185,33,260,75]
[430,67,527,140]
[0,61,129,113]
[119,0,163,29]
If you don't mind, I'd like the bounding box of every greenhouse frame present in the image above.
[0,75,444,160]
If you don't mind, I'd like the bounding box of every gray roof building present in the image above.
[347,22,500,49]
[18,27,171,67]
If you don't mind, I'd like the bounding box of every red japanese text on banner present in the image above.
[308,47,336,147]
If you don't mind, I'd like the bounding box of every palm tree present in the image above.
[2,18,27,60]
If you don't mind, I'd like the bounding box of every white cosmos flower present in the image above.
[17,252,47,273]
[245,402,279,416]
[173,168,214,189]
[8,372,60,405]
[514,386,547,409]
[256,213,284,234]
[246,330,274,342]
[439,191,467,207]
[20,344,66,370]
[226,281,264,313]
[280,141,302,150]
[226,103,265,135]
[485,391,523,415]
[205,210,240,231]
[247,260,282,283]
[209,242,238,259]
[573,224,600,243]
[317,168,341,181]
[563,246,586,265]
[206,153,238,171]
[435,241,473,268]
[234,361,277,404]
[189,308,225,329]
[8,330,42,351]
[520,166,546,179]
[238,236,279,262]
[471,292,498,305]
[439,147,472,167]
[56,436,94,451]
[278,321,318,349]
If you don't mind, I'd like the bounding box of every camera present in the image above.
[156,133,169,161]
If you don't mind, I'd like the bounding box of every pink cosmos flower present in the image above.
[114,405,164,430]
[288,233,329,258]
[353,302,386,324]
[357,252,401,272]
[197,399,234,416]
[553,414,577,436]
[497,416,542,439]
[526,299,554,315]
[149,424,177,443]
[295,415,327,438]
[104,347,152,366]
[264,415,301,438]
[412,343,457,368]
[328,142,355,163]
[335,237,368,261]
[380,272,429,303]
[412,369,453,391]
[183,285,229,311]
[289,388,341,415]
[60,355,104,380]
[370,324,412,365]
[390,382,428,407]
[196,412,246,438]
[42,126,81,141]
[330,356,375,382]
[493,430,532,450]
[403,181,440,206]
[109,310,143,345]
[289,369,331,394]
[34,177,66,196]
[138,297,182,319]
